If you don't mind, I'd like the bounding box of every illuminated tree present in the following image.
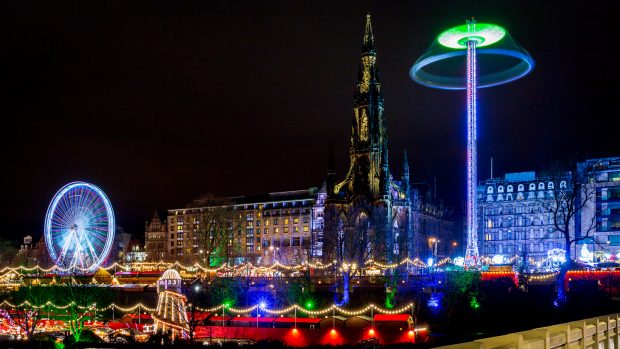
[54,282,113,343]
[0,286,47,340]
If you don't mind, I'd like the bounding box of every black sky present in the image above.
[2,0,618,241]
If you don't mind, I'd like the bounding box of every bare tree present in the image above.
[334,212,379,305]
[0,239,18,267]
[539,161,597,266]
[190,195,245,271]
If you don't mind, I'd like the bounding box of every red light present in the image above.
[330,329,337,336]
[408,330,415,337]
[368,328,375,336]
[292,328,298,335]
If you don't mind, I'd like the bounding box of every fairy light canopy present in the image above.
[410,21,534,89]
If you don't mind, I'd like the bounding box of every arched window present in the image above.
[507,185,513,192]
[498,186,504,193]
[538,182,545,190]
[548,182,554,189]
[487,186,494,194]
[529,183,536,191]
[518,184,524,192]
[560,181,567,189]
[506,193,513,201]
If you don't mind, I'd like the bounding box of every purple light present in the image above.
[465,25,480,264]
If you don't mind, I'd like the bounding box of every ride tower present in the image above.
[153,269,189,338]
[410,19,534,266]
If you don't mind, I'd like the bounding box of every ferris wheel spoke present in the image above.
[82,235,100,264]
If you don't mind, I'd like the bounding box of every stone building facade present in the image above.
[164,188,323,265]
[478,171,570,263]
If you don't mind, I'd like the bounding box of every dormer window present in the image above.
[518,184,524,192]
[560,181,567,189]
[538,183,545,190]
[498,186,504,193]
[507,185,513,193]
[529,183,536,191]
[487,186,494,194]
[548,182,554,189]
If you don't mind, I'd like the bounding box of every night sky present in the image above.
[2,1,618,241]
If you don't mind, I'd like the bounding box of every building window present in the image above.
[487,186,494,194]
[303,217,309,224]
[303,226,309,232]
[284,218,289,225]
[264,228,269,234]
[284,227,289,233]
[294,226,299,233]
[507,185,513,193]
[274,219,279,225]
[293,218,299,224]
[274,228,280,233]
[265,220,270,226]
[518,184,524,191]
[292,237,300,246]
[498,186,504,193]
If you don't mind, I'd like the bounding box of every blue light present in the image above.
[259,301,267,310]
[427,258,434,267]
[428,293,442,309]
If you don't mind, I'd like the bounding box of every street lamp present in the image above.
[428,238,439,262]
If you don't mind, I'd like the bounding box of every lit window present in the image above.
[303,226,309,232]
[265,220,270,226]
[284,227,289,233]
[293,218,299,224]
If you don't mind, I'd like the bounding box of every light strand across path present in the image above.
[0,300,413,318]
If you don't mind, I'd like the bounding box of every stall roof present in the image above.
[274,317,321,324]
[373,314,411,322]
[231,317,276,323]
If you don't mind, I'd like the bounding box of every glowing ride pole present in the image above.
[410,19,534,266]
[465,20,479,266]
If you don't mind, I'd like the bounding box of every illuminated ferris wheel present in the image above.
[44,181,115,272]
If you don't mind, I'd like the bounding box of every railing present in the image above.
[437,313,620,349]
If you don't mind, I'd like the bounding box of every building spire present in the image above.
[362,14,375,54]
[402,149,410,176]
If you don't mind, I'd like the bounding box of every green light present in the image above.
[305,301,314,309]
[469,296,480,309]
[438,23,506,49]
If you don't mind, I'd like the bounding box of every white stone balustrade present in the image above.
[437,314,620,349]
